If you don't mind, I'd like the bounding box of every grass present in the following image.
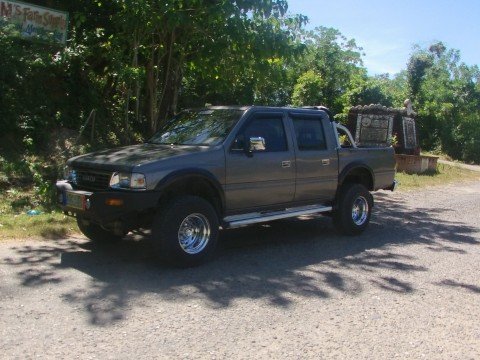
[395,163,480,191]
[0,212,77,240]
[0,188,77,241]
[420,151,454,162]
[0,163,479,240]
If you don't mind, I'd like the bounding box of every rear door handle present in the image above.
[322,159,330,166]
[282,161,291,168]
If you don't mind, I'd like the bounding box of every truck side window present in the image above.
[337,127,353,148]
[292,118,327,151]
[232,117,288,152]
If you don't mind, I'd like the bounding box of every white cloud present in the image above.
[357,38,411,75]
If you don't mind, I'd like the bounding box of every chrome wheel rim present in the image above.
[178,213,211,254]
[352,196,369,226]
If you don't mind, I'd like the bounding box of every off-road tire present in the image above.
[152,196,219,267]
[333,183,373,235]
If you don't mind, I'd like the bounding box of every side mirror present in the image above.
[248,136,266,155]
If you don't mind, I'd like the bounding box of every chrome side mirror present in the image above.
[248,136,266,152]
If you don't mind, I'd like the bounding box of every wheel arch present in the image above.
[155,169,225,216]
[338,162,375,191]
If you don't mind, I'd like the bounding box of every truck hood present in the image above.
[68,144,211,172]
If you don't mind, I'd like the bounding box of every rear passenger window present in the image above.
[292,118,327,151]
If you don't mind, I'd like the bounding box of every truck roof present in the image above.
[204,105,328,110]
[202,105,334,120]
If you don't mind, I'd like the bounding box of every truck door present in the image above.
[288,112,338,203]
[225,112,295,211]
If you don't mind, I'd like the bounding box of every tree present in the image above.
[1,0,304,147]
[291,27,365,113]
[407,45,434,103]
[179,9,307,108]
[108,0,298,134]
[291,70,325,106]
[407,42,480,162]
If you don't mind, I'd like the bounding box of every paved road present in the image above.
[1,181,480,359]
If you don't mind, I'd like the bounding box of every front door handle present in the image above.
[282,161,291,168]
[322,159,330,166]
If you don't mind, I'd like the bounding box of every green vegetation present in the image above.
[395,164,480,191]
[0,188,76,240]
[407,43,480,164]
[0,1,479,233]
[1,163,478,240]
[1,1,479,164]
[0,212,77,240]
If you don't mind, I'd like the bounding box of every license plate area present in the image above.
[65,191,91,210]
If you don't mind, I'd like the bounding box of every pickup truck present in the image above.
[57,106,396,266]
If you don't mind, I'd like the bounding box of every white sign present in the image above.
[0,0,68,44]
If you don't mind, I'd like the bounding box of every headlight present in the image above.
[64,166,77,184]
[109,172,146,190]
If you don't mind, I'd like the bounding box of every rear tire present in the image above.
[152,196,219,267]
[333,183,373,235]
[76,217,123,243]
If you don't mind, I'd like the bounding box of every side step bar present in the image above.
[223,204,332,229]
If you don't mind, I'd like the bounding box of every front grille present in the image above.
[75,169,112,191]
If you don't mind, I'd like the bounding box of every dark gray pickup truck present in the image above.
[57,106,396,266]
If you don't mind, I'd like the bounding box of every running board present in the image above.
[223,204,332,228]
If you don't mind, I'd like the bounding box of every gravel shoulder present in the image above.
[1,181,480,359]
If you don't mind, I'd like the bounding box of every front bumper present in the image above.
[56,180,161,226]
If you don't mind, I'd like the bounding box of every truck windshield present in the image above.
[148,109,244,146]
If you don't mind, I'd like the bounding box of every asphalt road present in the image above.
[1,181,480,359]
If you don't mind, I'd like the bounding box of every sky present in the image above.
[286,0,480,75]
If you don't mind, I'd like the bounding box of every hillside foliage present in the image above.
[1,0,479,169]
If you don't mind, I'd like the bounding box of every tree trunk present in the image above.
[133,31,140,133]
[156,29,176,131]
[146,45,157,135]
[171,59,184,116]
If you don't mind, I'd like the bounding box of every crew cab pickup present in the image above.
[57,106,396,266]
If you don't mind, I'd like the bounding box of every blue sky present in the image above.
[286,0,480,75]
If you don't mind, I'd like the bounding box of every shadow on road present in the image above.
[2,192,479,326]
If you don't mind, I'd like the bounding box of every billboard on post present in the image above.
[0,0,68,45]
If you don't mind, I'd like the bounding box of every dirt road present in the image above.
[1,181,480,359]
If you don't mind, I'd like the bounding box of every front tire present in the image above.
[76,217,124,243]
[333,183,373,235]
[152,196,219,267]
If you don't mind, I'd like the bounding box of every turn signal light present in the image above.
[105,198,124,206]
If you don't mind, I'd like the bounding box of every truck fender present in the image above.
[338,162,375,191]
[154,168,226,214]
